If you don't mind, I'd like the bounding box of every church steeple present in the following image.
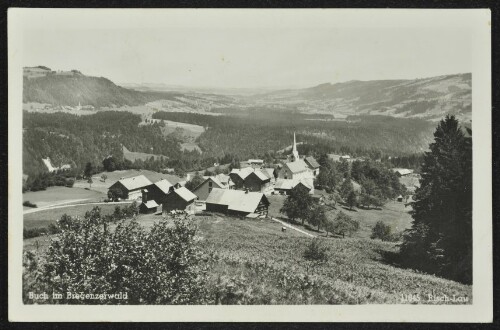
[292,132,299,162]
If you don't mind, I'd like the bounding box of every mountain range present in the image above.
[23,69,471,121]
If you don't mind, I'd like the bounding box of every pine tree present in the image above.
[400,115,472,283]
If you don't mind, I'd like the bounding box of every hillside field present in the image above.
[23,186,104,210]
[24,209,470,304]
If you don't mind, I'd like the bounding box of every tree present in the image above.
[400,115,472,284]
[184,172,205,191]
[103,156,119,172]
[84,162,94,179]
[101,174,108,182]
[280,185,314,225]
[346,191,357,210]
[87,177,93,188]
[339,178,354,202]
[332,211,359,238]
[307,204,328,232]
[324,216,336,237]
[371,221,392,241]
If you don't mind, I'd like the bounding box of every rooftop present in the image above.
[117,175,153,191]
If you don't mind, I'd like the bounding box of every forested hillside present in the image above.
[23,75,181,108]
[152,111,436,160]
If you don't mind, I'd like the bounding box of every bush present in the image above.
[23,208,210,304]
[23,201,37,208]
[371,221,392,241]
[23,227,47,239]
[303,239,329,263]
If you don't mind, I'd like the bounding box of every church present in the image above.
[277,133,319,182]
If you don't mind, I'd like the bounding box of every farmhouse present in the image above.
[193,176,230,201]
[147,178,175,205]
[392,168,414,177]
[163,186,197,213]
[274,178,314,195]
[205,188,270,217]
[230,167,271,193]
[108,175,153,200]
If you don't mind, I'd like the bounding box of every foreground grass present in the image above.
[196,215,471,304]
[23,212,471,305]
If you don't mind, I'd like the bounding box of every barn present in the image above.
[108,175,153,200]
[147,179,175,205]
[163,186,197,213]
[274,178,314,195]
[205,188,270,217]
[244,170,271,193]
[193,176,228,201]
[139,189,159,214]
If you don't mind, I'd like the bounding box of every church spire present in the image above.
[292,132,299,162]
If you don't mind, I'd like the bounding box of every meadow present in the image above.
[22,186,104,210]
[266,194,414,239]
[196,215,471,304]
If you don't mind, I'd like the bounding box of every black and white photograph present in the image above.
[8,8,492,322]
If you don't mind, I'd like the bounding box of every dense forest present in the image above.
[152,111,435,160]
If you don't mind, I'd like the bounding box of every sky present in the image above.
[19,9,476,89]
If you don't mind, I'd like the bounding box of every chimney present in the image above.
[142,189,148,203]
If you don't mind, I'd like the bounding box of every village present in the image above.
[103,133,418,220]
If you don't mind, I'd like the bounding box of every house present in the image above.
[108,175,153,200]
[244,170,271,193]
[327,154,352,162]
[193,176,229,201]
[229,167,254,189]
[229,167,270,192]
[274,178,314,195]
[247,159,264,166]
[205,188,270,217]
[304,156,320,177]
[261,168,277,184]
[147,179,175,205]
[163,186,197,213]
[392,168,414,177]
[396,195,404,202]
[139,189,159,214]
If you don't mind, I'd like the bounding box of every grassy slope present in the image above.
[196,215,471,304]
[267,194,414,239]
[23,186,104,210]
[23,211,471,304]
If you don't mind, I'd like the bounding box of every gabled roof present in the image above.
[262,168,275,179]
[206,188,269,213]
[172,186,197,202]
[304,156,320,169]
[154,179,174,194]
[284,159,309,174]
[247,170,270,182]
[196,177,225,191]
[230,167,254,180]
[275,178,313,191]
[274,179,296,190]
[142,200,159,208]
[392,168,413,176]
[116,175,153,191]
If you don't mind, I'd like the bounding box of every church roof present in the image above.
[284,159,309,174]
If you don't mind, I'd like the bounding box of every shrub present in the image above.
[23,208,210,304]
[23,227,47,239]
[371,221,392,241]
[23,201,37,208]
[303,239,329,263]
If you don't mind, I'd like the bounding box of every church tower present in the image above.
[292,132,299,162]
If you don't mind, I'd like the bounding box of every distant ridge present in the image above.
[23,71,182,108]
[258,73,472,121]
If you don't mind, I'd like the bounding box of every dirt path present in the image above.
[271,217,316,238]
[23,201,132,214]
